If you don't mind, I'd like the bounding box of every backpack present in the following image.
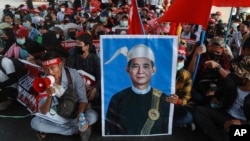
[0,56,28,79]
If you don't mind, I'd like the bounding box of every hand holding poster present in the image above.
[101,35,178,136]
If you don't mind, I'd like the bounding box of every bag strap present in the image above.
[65,67,72,87]
[49,67,73,111]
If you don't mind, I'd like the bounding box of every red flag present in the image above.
[168,22,178,35]
[213,0,250,7]
[157,0,213,29]
[128,0,145,35]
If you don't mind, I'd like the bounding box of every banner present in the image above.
[61,40,76,52]
[93,40,100,57]
[17,60,45,113]
[101,35,178,136]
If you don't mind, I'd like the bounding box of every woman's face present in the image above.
[4,16,13,24]
[239,23,250,34]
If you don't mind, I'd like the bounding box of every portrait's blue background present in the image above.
[101,35,178,118]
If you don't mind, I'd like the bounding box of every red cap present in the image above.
[209,18,216,23]
[41,4,47,10]
[76,31,86,37]
[178,46,186,60]
[91,8,99,13]
[16,28,29,38]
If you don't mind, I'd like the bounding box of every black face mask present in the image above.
[68,31,76,39]
[75,46,84,55]
[208,52,221,61]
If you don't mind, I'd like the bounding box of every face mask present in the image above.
[75,46,84,54]
[60,8,65,12]
[120,21,128,27]
[177,62,185,71]
[68,31,76,39]
[156,9,160,14]
[89,23,95,29]
[100,17,106,23]
[23,22,30,28]
[56,34,60,39]
[29,13,34,17]
[16,38,26,45]
[108,12,111,17]
[208,52,221,61]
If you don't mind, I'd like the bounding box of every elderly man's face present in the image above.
[126,58,155,89]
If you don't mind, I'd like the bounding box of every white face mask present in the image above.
[156,9,160,14]
[61,8,65,12]
[89,23,95,29]
[56,34,60,39]
[177,62,185,71]
[120,21,128,27]
[16,38,26,45]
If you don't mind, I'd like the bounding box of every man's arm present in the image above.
[39,87,54,114]
[205,60,230,78]
[188,45,206,74]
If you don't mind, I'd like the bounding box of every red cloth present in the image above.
[168,22,178,35]
[128,0,145,35]
[157,0,213,29]
[213,0,250,7]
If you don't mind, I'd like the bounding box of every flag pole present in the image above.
[224,7,234,43]
[192,30,206,85]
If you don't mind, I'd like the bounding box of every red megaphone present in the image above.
[33,75,55,93]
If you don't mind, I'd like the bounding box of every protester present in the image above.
[166,41,193,127]
[194,56,250,141]
[228,21,250,57]
[22,15,40,41]
[30,51,98,141]
[5,28,32,60]
[66,32,101,103]
[0,55,26,110]
[0,27,16,55]
[188,37,231,106]
[42,30,68,59]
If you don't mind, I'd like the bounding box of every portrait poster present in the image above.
[101,35,178,136]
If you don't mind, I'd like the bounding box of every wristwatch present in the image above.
[215,65,222,71]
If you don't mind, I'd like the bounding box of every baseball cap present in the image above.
[209,37,225,47]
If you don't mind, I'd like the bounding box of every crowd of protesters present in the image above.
[0,0,250,141]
